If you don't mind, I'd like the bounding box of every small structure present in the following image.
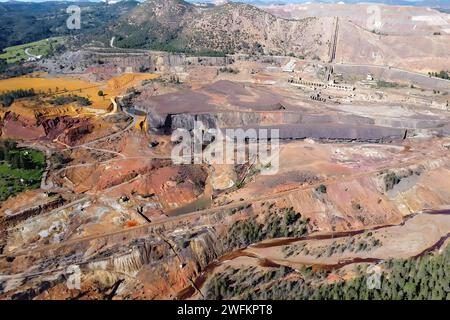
[26,55,42,62]
[310,93,326,102]
[289,77,355,91]
[282,59,296,73]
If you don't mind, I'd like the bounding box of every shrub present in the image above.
[50,95,92,106]
[384,172,401,191]
[218,67,239,74]
[316,184,327,194]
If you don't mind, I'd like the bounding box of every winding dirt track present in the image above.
[2,147,449,259]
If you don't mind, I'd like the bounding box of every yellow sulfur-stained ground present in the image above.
[0,73,159,110]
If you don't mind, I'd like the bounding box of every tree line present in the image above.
[0,88,36,107]
[204,242,449,300]
[428,71,450,80]
[0,140,45,170]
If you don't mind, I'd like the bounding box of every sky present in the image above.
[0,0,445,6]
[0,0,435,3]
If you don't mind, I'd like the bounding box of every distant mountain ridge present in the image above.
[191,0,450,9]
[1,0,449,8]
[2,0,447,58]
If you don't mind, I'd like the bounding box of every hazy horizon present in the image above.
[0,0,441,4]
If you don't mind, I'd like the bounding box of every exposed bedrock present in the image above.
[1,196,65,229]
[224,124,407,142]
[153,112,376,132]
[40,116,91,140]
[155,112,406,142]
[152,110,447,134]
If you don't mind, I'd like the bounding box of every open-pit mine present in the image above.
[0,0,449,301]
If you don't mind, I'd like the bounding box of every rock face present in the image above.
[135,80,436,142]
[168,112,379,132]
[223,124,407,143]
[170,113,219,131]
[0,112,45,140]
[40,116,91,140]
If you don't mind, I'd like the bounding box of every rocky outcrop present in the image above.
[1,196,65,229]
[63,123,95,146]
[40,116,91,140]
[224,124,407,143]
[164,113,405,143]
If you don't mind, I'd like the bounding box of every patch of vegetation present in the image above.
[217,67,239,74]
[235,165,261,190]
[191,50,227,57]
[225,207,310,249]
[0,58,6,73]
[376,80,403,88]
[384,172,401,191]
[141,78,158,86]
[316,184,327,194]
[204,243,450,300]
[49,95,92,107]
[0,140,45,202]
[0,88,35,107]
[428,71,450,80]
[0,37,65,64]
[168,74,181,84]
[0,1,139,52]
[282,233,382,258]
[0,62,35,79]
[204,265,292,300]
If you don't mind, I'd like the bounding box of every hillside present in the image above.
[0,0,332,59]
[181,3,331,57]
[110,0,332,58]
[0,1,139,50]
[109,0,196,50]
[196,0,450,9]
[262,2,450,72]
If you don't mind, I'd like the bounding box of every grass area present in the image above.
[0,141,46,202]
[376,80,405,89]
[0,37,65,64]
